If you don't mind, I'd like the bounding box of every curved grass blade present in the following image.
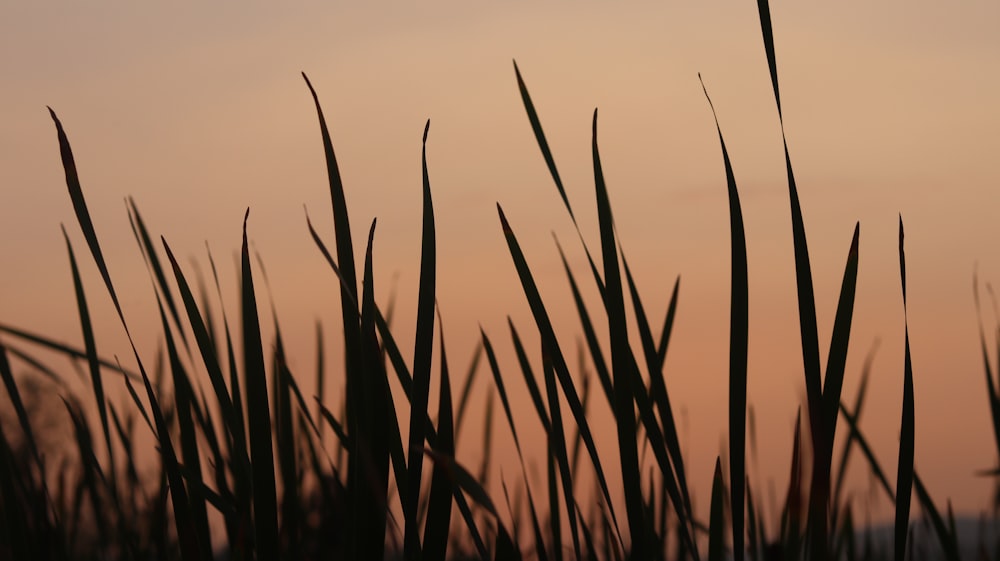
[810,224,860,559]
[357,219,392,561]
[701,76,749,561]
[0,323,139,381]
[301,79,365,523]
[589,109,646,558]
[820,225,860,439]
[405,119,437,561]
[621,255,695,549]
[63,226,116,478]
[553,235,614,411]
[752,8,827,539]
[128,199,189,349]
[895,216,914,561]
[240,210,279,561]
[513,61,606,302]
[49,107,213,559]
[48,109,126,320]
[162,239,249,474]
[206,244,247,454]
[498,205,624,548]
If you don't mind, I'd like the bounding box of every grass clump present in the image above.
[0,1,984,560]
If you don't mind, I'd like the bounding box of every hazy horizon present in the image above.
[2,1,999,527]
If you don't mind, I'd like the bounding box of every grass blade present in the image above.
[128,199,189,349]
[357,219,392,560]
[513,61,606,303]
[482,329,550,561]
[701,76,749,561]
[589,109,645,557]
[543,342,583,561]
[405,119,437,561]
[708,458,726,561]
[553,236,614,413]
[240,210,279,560]
[810,224,860,559]
[498,205,624,548]
[423,324,455,561]
[895,216,914,561]
[62,226,117,486]
[621,255,696,551]
[507,319,551,432]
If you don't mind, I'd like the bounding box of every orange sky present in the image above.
[1,1,999,526]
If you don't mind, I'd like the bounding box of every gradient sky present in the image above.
[2,1,999,525]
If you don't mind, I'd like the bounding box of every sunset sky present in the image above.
[2,1,999,524]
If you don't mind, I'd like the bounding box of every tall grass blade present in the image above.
[405,119,437,561]
[513,61,606,302]
[895,216,914,561]
[48,109,127,320]
[163,239,247,462]
[156,292,213,560]
[62,226,118,491]
[498,205,624,547]
[810,224,860,560]
[240,210,279,560]
[590,109,646,557]
[128,199,189,349]
[357,220,392,560]
[701,76,749,561]
[622,255,695,550]
[554,236,614,412]
[206,245,248,452]
[751,11,829,553]
[301,80,365,540]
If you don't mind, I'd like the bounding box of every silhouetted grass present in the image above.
[0,1,984,560]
